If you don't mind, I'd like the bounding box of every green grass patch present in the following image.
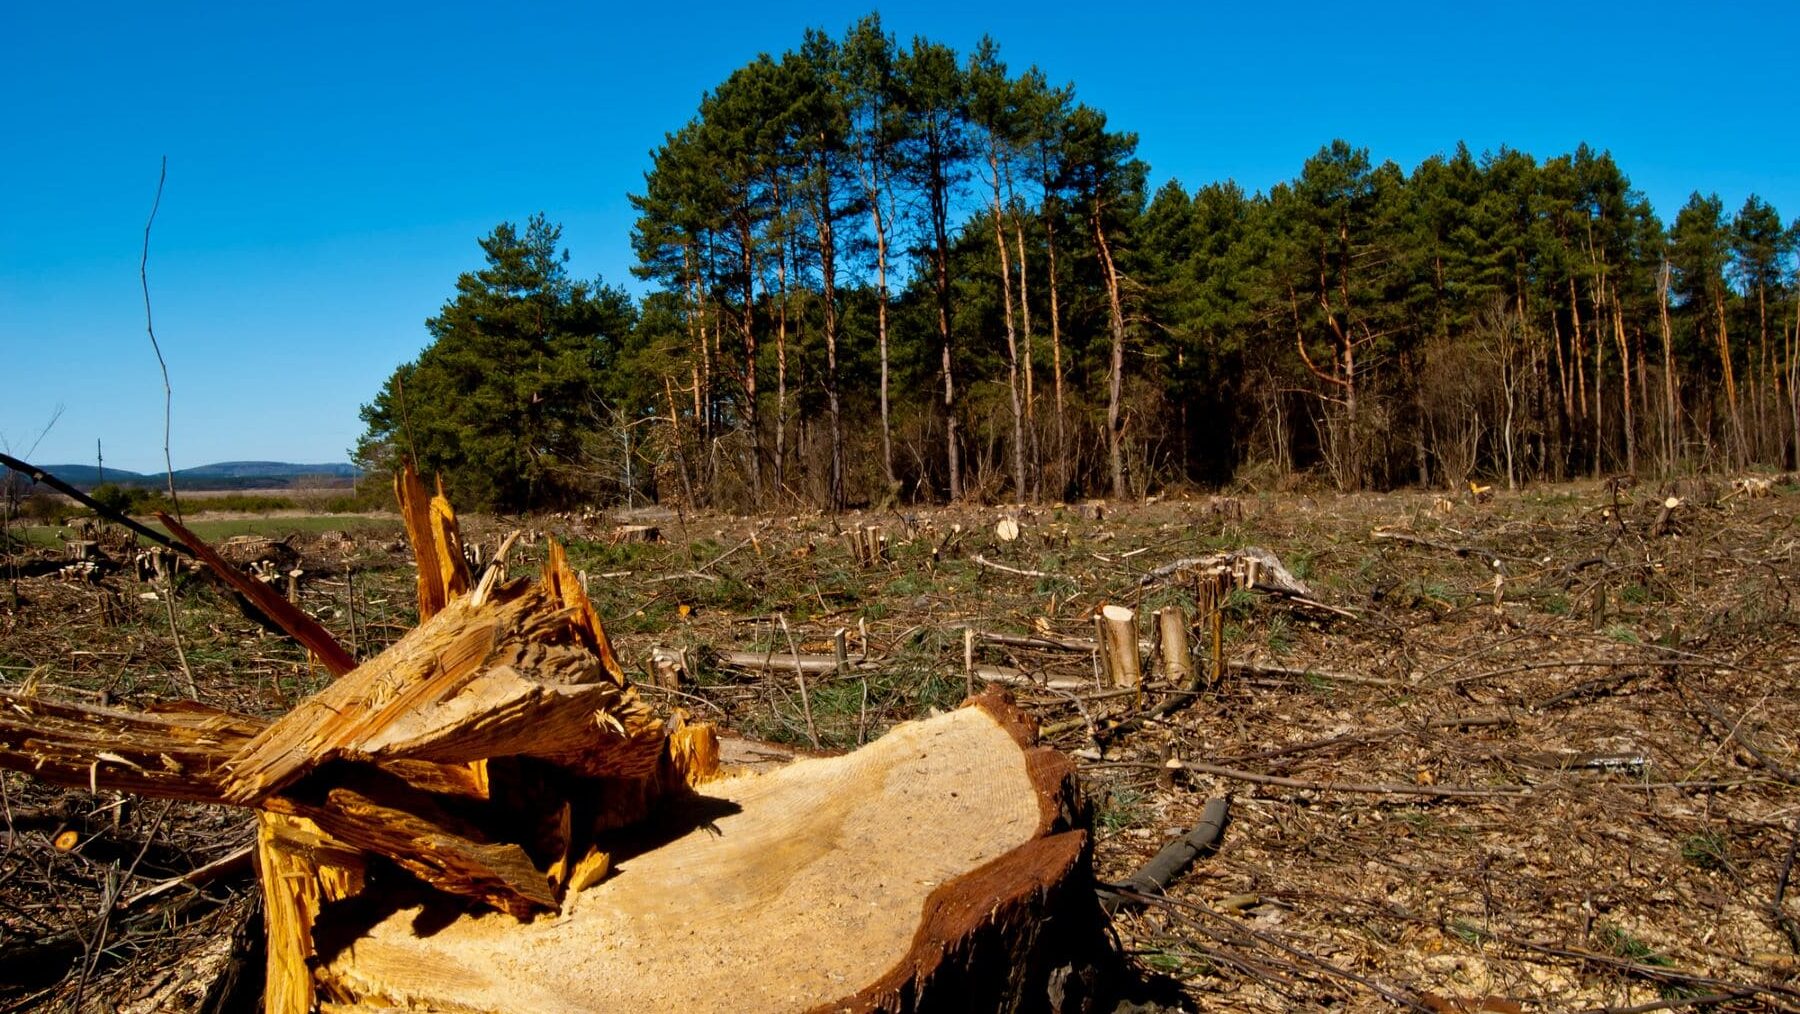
[1594,923,1671,966]
[1222,586,1258,619]
[1096,785,1147,833]
[176,515,402,541]
[1264,613,1294,657]
[1448,918,1489,945]
[1601,624,1639,644]
[1288,551,1316,583]
[745,626,967,750]
[1679,831,1728,871]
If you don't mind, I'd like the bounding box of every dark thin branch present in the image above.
[1576,992,1755,1014]
[1116,888,1434,1012]
[0,453,189,557]
[157,511,357,677]
[141,155,179,520]
[70,799,173,1010]
[1773,819,1800,954]
[1491,930,1800,1005]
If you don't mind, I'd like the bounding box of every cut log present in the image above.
[1104,795,1230,913]
[310,696,1116,1013]
[1095,604,1141,688]
[1157,605,1192,684]
[1652,496,1681,537]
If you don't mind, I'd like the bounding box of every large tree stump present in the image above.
[311,696,1113,1013]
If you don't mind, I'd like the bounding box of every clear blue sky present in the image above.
[4,1,1796,473]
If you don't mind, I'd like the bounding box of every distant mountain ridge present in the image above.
[14,461,360,490]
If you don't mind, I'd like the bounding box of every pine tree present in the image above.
[356,217,634,511]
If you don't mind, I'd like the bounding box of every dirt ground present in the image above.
[2,477,1798,1011]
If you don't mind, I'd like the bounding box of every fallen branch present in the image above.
[715,648,1088,691]
[1446,658,1721,689]
[1232,660,1400,688]
[716,650,874,675]
[1488,929,1800,1006]
[1773,819,1800,954]
[1117,888,1434,1012]
[1103,796,1230,913]
[1284,594,1366,622]
[957,627,1385,689]
[958,627,1117,654]
[120,841,256,908]
[971,554,1054,579]
[158,511,357,676]
[1693,695,1800,786]
[1137,547,1315,599]
[0,453,191,558]
[1531,670,1655,710]
[1576,991,1755,1014]
[1371,528,1536,566]
[1040,659,1395,741]
[1086,758,1535,798]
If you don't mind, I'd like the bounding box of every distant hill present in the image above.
[175,461,361,480]
[13,461,361,491]
[22,464,147,486]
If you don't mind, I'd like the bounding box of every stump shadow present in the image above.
[311,791,742,962]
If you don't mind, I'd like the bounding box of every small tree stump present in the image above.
[612,524,660,544]
[1157,606,1192,685]
[1095,604,1141,688]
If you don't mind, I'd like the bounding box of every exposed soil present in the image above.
[3,478,1798,1011]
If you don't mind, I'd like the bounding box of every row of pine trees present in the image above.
[359,15,1800,512]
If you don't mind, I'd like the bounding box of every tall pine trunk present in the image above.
[1005,156,1039,500]
[872,201,895,490]
[1092,199,1128,500]
[1612,284,1635,475]
[1659,261,1680,472]
[1716,291,1743,465]
[1045,209,1067,499]
[814,159,845,511]
[986,147,1027,501]
[1789,293,1800,467]
[774,197,791,501]
[924,131,960,500]
[735,214,761,505]
[1012,213,1039,499]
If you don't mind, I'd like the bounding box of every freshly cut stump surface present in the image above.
[319,703,1070,1012]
